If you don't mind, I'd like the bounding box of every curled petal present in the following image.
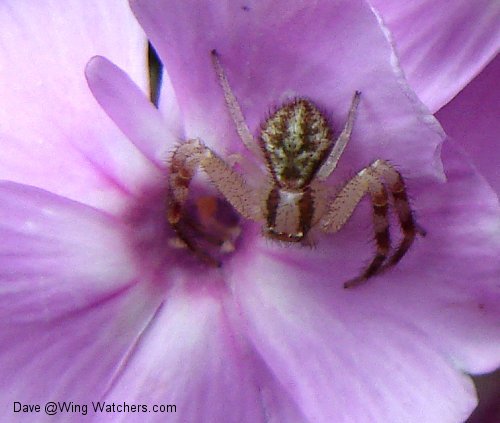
[370,0,500,111]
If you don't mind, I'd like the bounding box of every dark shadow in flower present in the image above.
[467,370,500,423]
[148,42,163,107]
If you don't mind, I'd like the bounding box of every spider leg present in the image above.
[320,159,423,288]
[168,139,263,265]
[320,163,391,287]
[211,50,264,159]
[200,148,264,222]
[168,139,221,266]
[373,160,426,270]
[316,91,361,181]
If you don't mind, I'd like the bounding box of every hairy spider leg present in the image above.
[320,159,423,288]
[316,91,362,181]
[168,139,263,265]
[375,160,426,268]
[168,139,221,266]
[211,50,264,159]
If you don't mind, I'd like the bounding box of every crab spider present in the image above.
[168,50,425,288]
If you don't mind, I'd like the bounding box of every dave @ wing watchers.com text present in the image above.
[13,400,176,417]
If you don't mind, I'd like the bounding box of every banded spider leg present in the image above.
[320,159,425,288]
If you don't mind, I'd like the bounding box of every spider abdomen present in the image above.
[260,99,333,190]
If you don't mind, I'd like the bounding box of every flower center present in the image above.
[168,192,242,267]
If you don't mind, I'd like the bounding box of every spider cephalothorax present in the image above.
[167,50,425,288]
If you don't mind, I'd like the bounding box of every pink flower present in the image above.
[0,1,498,423]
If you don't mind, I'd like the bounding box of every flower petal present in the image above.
[104,287,271,422]
[399,141,500,373]
[157,59,184,140]
[436,56,500,196]
[233,256,477,422]
[0,181,138,322]
[0,281,161,421]
[86,56,175,171]
[131,0,444,180]
[370,0,500,112]
[0,0,153,212]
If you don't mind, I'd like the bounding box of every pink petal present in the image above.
[0,1,154,213]
[233,255,477,422]
[86,56,175,171]
[0,281,161,420]
[0,181,164,419]
[436,56,500,196]
[131,0,445,180]
[0,182,138,322]
[104,288,272,422]
[228,140,499,421]
[157,62,184,139]
[371,0,500,112]
[398,141,500,374]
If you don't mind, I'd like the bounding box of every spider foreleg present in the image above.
[168,139,204,225]
[168,139,222,266]
[210,50,263,159]
[167,139,263,266]
[168,139,262,224]
[201,149,264,222]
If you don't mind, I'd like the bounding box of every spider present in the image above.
[168,50,425,288]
